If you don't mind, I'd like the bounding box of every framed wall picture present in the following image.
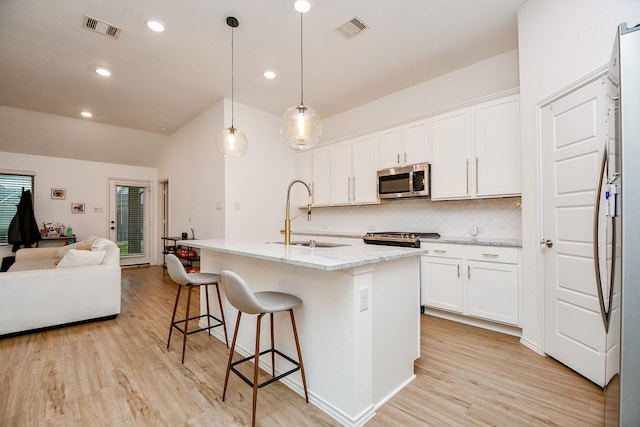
[51,188,66,199]
[71,202,85,214]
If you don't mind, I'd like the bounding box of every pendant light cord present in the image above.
[231,23,235,127]
[300,10,304,107]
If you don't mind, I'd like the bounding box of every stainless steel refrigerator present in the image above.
[600,22,640,426]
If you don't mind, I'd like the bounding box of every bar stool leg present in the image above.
[181,285,193,364]
[289,309,309,402]
[270,312,275,377]
[167,284,182,349]
[252,313,264,427]
[223,311,242,401]
[204,284,212,335]
[215,283,229,347]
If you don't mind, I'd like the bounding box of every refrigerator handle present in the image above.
[593,146,611,333]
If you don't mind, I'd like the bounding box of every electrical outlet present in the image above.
[359,288,368,311]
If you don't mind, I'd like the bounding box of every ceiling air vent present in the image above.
[335,16,369,39]
[82,15,122,39]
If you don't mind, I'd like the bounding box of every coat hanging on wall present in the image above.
[8,189,42,252]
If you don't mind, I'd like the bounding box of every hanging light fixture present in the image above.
[280,0,322,150]
[216,16,248,157]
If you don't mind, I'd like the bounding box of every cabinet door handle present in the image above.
[466,159,470,195]
[348,176,351,201]
[404,152,407,163]
[476,157,479,194]
[482,253,499,258]
[457,264,460,278]
[397,153,400,164]
[468,265,471,279]
[352,176,356,201]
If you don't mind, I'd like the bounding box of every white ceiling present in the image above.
[0,0,524,136]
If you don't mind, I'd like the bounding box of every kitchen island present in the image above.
[182,238,426,426]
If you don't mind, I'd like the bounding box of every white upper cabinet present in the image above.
[474,95,521,197]
[431,109,473,199]
[330,141,352,204]
[351,133,379,204]
[431,94,521,200]
[379,120,429,169]
[311,146,331,206]
[292,151,313,208]
[297,133,379,207]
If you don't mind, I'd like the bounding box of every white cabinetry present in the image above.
[474,96,521,197]
[330,141,352,204]
[351,134,379,204]
[421,244,463,313]
[421,242,521,327]
[431,95,521,200]
[292,151,313,208]
[465,245,520,326]
[311,146,331,206]
[379,120,429,169]
[300,134,379,207]
[431,110,472,199]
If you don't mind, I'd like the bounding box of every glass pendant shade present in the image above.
[217,16,247,158]
[281,105,322,150]
[216,126,248,157]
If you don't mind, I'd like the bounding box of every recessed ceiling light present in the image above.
[146,20,165,32]
[264,70,276,79]
[81,111,93,118]
[294,0,311,13]
[96,67,111,77]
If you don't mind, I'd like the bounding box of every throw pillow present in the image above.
[55,237,97,259]
[56,249,106,268]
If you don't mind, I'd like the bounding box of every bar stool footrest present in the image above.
[171,314,224,336]
[230,348,301,389]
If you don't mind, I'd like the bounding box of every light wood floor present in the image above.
[1,266,605,426]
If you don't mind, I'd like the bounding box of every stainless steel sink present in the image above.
[270,240,350,248]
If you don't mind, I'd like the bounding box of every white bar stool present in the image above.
[165,254,228,364]
[220,270,308,427]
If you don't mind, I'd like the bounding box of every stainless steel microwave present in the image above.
[377,163,430,199]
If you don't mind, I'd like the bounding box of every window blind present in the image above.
[0,173,35,245]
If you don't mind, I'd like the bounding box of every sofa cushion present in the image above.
[7,258,57,272]
[56,249,106,268]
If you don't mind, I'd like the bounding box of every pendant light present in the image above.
[280,0,322,150]
[216,16,248,157]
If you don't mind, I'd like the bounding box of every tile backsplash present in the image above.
[293,197,522,239]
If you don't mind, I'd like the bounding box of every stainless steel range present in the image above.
[362,232,440,248]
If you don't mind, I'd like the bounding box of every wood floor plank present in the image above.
[0,265,605,426]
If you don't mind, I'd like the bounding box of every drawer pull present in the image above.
[433,249,447,254]
[482,253,499,258]
[457,264,460,278]
[468,265,471,279]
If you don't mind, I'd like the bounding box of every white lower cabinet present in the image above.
[421,243,520,327]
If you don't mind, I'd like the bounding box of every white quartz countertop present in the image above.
[180,239,427,271]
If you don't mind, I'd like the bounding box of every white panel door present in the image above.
[431,109,472,199]
[330,141,352,204]
[421,256,463,313]
[541,77,612,386]
[352,134,379,203]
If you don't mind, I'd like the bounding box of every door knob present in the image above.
[540,239,553,248]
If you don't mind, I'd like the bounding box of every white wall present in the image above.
[517,0,640,352]
[0,151,157,260]
[0,106,167,168]
[223,101,296,241]
[321,49,520,143]
[157,99,295,245]
[157,100,226,242]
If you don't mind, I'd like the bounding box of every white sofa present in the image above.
[0,237,121,336]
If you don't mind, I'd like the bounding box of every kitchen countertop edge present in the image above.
[180,239,428,271]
